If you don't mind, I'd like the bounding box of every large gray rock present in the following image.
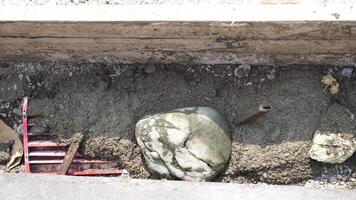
[135,107,232,181]
[309,130,356,164]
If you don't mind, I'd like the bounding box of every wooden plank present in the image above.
[58,142,80,175]
[1,38,356,54]
[58,133,83,175]
[0,22,355,40]
[0,21,355,66]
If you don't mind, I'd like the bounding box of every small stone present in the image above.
[309,130,356,164]
[234,64,251,78]
[266,68,276,80]
[18,74,24,81]
[25,75,31,83]
[262,173,268,179]
[329,176,338,184]
[59,104,65,110]
[69,72,73,77]
[341,68,353,78]
[280,159,287,165]
[16,124,23,135]
[3,102,10,109]
[144,65,156,74]
[12,108,21,116]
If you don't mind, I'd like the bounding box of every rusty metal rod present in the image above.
[238,105,271,125]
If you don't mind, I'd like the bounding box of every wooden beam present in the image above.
[58,133,83,175]
[0,21,355,66]
[0,22,355,40]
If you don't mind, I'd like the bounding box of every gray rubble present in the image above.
[309,131,356,164]
[234,64,251,78]
[305,165,355,190]
[309,103,356,164]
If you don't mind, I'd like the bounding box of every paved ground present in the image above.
[0,0,353,5]
[0,174,355,200]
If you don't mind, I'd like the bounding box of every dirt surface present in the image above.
[81,137,149,178]
[0,62,355,185]
[221,141,314,184]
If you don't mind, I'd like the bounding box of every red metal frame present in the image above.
[22,97,30,174]
[22,97,127,176]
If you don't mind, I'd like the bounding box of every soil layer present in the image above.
[0,63,355,184]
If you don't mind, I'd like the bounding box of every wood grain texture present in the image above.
[0,21,355,65]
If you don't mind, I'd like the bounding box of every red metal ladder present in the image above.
[22,97,127,176]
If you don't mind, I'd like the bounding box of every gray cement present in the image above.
[0,173,355,200]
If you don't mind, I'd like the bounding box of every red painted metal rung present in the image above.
[28,141,67,147]
[29,161,121,173]
[28,151,83,157]
[30,159,112,164]
[32,169,127,176]
[22,97,127,176]
[29,159,112,164]
[66,169,127,176]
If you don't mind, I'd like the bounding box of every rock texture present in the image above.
[309,131,356,164]
[135,107,231,181]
